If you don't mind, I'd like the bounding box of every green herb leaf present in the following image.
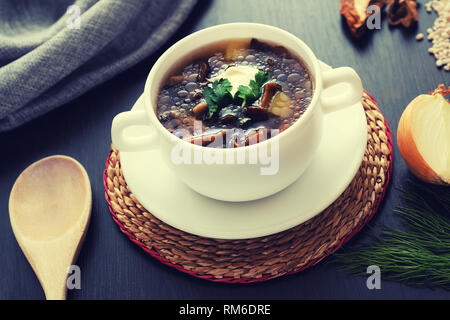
[202,79,233,118]
[236,85,255,104]
[254,70,271,88]
[201,71,270,118]
[207,104,218,119]
[235,70,270,105]
[212,79,232,102]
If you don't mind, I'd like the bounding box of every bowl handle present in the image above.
[320,67,363,114]
[111,108,158,152]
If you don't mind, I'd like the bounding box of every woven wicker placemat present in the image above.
[103,91,393,283]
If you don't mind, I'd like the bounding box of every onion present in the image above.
[397,85,450,185]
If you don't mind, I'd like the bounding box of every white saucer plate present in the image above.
[118,63,367,240]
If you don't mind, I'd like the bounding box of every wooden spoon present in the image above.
[9,156,92,300]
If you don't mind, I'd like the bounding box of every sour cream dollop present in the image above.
[210,66,259,96]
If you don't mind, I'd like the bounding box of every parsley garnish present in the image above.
[202,71,270,118]
[235,70,271,105]
[202,79,233,118]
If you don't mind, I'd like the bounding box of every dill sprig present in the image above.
[333,181,450,289]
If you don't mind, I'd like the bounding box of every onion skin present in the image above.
[397,95,449,186]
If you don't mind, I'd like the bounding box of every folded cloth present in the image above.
[0,0,197,131]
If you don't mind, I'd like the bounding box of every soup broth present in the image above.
[156,38,314,148]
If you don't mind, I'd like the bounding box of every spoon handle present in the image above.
[45,287,67,300]
[41,270,68,300]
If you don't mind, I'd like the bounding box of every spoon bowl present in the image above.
[9,156,92,300]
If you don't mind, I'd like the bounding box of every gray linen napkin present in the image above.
[0,0,197,131]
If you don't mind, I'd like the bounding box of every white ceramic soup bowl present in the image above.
[112,23,363,202]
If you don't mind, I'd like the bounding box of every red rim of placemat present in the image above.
[103,91,393,283]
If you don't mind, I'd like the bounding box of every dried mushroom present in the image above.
[195,60,209,82]
[387,0,418,28]
[340,0,389,38]
[245,128,272,146]
[260,82,282,109]
[192,101,208,118]
[189,130,227,147]
[250,39,291,58]
[167,75,184,86]
[246,106,269,120]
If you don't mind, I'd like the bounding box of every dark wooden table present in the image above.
[1,0,449,300]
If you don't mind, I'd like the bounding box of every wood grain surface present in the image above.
[0,0,448,299]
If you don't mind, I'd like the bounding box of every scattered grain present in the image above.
[423,1,450,70]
